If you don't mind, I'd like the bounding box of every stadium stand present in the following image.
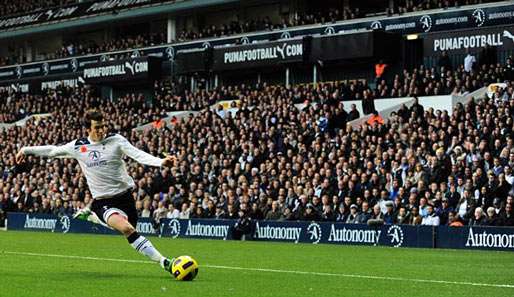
[1,64,513,226]
[0,0,503,66]
[0,0,514,232]
[0,0,77,17]
[2,56,505,124]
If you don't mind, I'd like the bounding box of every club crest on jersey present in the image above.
[88,150,101,161]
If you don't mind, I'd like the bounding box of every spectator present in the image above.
[371,204,384,221]
[347,104,360,121]
[166,204,180,219]
[355,201,372,224]
[421,205,440,226]
[437,51,452,70]
[333,203,344,222]
[408,207,422,225]
[464,50,476,73]
[409,96,424,118]
[345,204,359,223]
[179,203,190,219]
[153,201,167,222]
[321,204,335,221]
[383,201,395,224]
[469,207,487,226]
[396,207,410,225]
[436,198,452,225]
[141,199,152,218]
[265,201,282,220]
[302,203,320,221]
[232,209,252,240]
[366,110,384,126]
[362,92,375,115]
[485,207,501,226]
[500,203,514,226]
[448,211,464,227]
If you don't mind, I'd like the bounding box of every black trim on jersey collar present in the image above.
[75,137,90,146]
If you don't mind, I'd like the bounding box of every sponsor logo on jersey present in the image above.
[88,150,101,161]
[86,150,107,167]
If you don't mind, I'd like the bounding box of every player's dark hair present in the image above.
[84,110,103,129]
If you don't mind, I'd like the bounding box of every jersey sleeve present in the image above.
[118,135,163,167]
[21,140,76,159]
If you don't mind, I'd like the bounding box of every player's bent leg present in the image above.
[106,213,135,236]
[106,213,173,273]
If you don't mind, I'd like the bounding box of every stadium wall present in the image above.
[6,212,514,252]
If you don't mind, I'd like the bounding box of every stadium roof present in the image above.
[0,0,239,39]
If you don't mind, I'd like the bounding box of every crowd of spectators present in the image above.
[0,0,76,17]
[2,53,511,125]
[54,33,167,60]
[0,56,17,67]
[1,65,514,228]
[0,86,168,125]
[176,8,364,42]
[374,61,511,99]
[391,0,495,15]
[151,56,512,117]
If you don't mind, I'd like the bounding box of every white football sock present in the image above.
[129,234,165,264]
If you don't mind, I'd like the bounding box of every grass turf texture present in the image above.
[1,231,514,297]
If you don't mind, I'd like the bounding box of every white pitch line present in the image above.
[2,250,514,289]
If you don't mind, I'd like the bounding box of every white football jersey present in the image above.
[22,133,163,199]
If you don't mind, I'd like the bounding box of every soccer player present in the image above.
[16,110,175,274]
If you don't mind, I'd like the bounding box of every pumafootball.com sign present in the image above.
[82,57,161,84]
[212,39,304,71]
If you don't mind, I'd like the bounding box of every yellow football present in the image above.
[171,255,199,281]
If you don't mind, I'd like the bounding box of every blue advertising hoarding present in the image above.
[8,212,514,251]
[6,213,434,248]
[437,226,514,251]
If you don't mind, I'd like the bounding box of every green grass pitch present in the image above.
[1,231,514,297]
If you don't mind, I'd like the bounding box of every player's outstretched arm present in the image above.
[16,142,75,163]
[119,135,176,168]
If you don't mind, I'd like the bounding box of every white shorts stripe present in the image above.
[103,208,128,223]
